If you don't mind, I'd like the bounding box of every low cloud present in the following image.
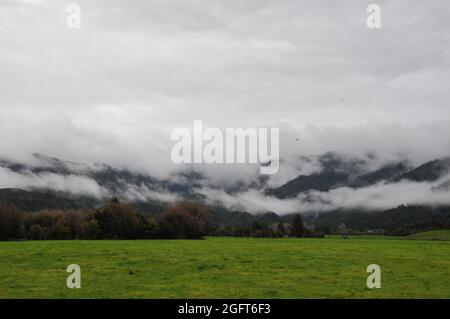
[119,182,181,203]
[195,174,450,215]
[0,167,108,198]
[307,177,450,211]
[0,166,181,203]
[1,156,450,214]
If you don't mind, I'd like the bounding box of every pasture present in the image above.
[0,236,449,298]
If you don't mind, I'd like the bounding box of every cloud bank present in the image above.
[1,0,450,180]
[197,175,450,215]
[1,1,450,212]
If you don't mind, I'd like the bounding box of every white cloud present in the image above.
[120,182,181,203]
[196,174,450,215]
[1,0,450,185]
[0,167,108,198]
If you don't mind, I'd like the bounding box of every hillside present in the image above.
[0,188,96,211]
[1,153,450,232]
[395,157,450,182]
[267,153,415,199]
[310,205,450,235]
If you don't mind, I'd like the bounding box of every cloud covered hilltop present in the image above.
[1,152,450,216]
[2,1,450,179]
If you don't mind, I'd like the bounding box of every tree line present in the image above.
[0,198,314,241]
[208,215,322,238]
[0,198,211,241]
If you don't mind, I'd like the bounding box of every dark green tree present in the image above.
[158,201,211,239]
[95,198,144,239]
[291,214,304,238]
[0,203,24,240]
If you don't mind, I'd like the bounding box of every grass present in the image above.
[407,230,450,241]
[0,236,449,299]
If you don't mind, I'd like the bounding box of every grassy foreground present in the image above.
[0,236,449,298]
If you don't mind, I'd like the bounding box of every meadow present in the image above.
[0,236,449,298]
[406,230,450,241]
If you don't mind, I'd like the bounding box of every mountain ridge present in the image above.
[1,152,450,232]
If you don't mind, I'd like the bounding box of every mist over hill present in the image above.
[1,152,450,228]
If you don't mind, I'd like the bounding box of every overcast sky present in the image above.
[1,0,450,179]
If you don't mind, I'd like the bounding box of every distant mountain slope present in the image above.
[349,162,410,187]
[268,156,450,199]
[0,187,272,227]
[267,154,412,199]
[266,153,359,198]
[311,205,450,235]
[3,153,450,202]
[395,157,450,182]
[209,207,259,227]
[0,188,96,211]
[0,153,200,203]
[266,171,349,198]
[256,211,282,224]
[1,153,450,231]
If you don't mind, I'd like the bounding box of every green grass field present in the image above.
[407,230,450,241]
[0,236,449,299]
